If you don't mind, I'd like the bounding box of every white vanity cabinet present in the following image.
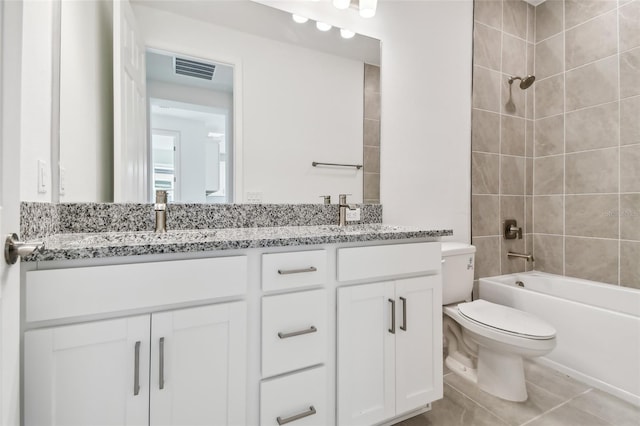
[336,243,443,426]
[22,239,443,426]
[23,256,248,426]
[259,250,330,425]
[149,302,247,425]
[24,302,247,426]
[24,315,151,426]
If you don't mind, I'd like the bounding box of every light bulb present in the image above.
[292,14,309,24]
[340,29,355,39]
[316,21,332,32]
[359,0,377,18]
[333,0,351,10]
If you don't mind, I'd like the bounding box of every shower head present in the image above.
[508,75,536,90]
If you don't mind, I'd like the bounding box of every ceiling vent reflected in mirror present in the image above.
[174,57,216,81]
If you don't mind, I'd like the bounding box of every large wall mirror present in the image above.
[57,0,381,204]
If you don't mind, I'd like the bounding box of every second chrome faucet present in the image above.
[338,194,357,227]
[155,190,167,233]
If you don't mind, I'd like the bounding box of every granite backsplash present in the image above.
[21,202,383,240]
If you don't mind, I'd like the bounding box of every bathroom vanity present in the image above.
[21,224,448,426]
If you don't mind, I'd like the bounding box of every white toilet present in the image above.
[441,242,556,402]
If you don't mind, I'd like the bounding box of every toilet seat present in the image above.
[458,300,556,340]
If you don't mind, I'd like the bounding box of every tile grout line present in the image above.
[532,2,537,266]
[524,2,532,273]
[519,388,595,426]
[443,380,513,426]
[498,0,504,276]
[562,0,567,277]
[473,104,537,117]
[534,145,625,159]
[617,0,622,286]
[535,0,629,46]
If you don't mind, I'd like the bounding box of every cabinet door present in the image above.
[150,301,247,426]
[337,282,395,426]
[395,276,443,414]
[24,316,150,426]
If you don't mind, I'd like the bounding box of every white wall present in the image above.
[59,0,113,202]
[377,1,472,242]
[135,5,364,204]
[147,80,233,112]
[20,0,54,202]
[267,1,473,241]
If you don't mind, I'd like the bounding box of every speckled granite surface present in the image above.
[21,202,60,240]
[20,202,451,262]
[21,202,383,239]
[24,224,453,262]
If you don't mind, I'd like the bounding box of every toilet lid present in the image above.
[458,300,556,339]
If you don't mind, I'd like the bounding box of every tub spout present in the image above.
[507,252,534,262]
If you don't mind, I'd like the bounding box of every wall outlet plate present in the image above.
[37,160,48,194]
[59,167,66,196]
[346,208,361,221]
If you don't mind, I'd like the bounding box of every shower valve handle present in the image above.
[504,220,522,240]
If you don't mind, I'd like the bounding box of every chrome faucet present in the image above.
[155,190,167,233]
[338,194,357,227]
[507,252,534,262]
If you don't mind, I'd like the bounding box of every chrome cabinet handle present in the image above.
[277,406,317,425]
[159,337,165,390]
[134,341,141,396]
[400,297,407,331]
[388,298,395,334]
[277,266,317,275]
[278,326,317,339]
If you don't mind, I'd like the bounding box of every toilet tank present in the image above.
[441,243,476,305]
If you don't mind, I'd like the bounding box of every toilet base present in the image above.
[477,346,528,402]
[445,354,478,384]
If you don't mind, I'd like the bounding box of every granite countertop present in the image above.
[25,224,453,262]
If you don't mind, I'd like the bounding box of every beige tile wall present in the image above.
[472,0,536,283]
[530,0,640,288]
[363,63,380,204]
[472,0,640,289]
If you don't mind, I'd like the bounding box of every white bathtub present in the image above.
[479,271,640,406]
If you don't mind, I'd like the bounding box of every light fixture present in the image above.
[359,0,378,18]
[340,29,355,39]
[316,21,332,32]
[292,14,309,24]
[333,0,351,10]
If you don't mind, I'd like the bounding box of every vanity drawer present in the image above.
[337,242,441,282]
[262,289,326,378]
[260,366,328,426]
[26,256,247,322]
[262,250,327,291]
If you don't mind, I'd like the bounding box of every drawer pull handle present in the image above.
[389,298,395,334]
[159,337,165,390]
[277,266,317,275]
[278,326,317,339]
[134,341,141,396]
[277,405,317,425]
[400,297,407,331]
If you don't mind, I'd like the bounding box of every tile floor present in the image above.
[396,361,640,426]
